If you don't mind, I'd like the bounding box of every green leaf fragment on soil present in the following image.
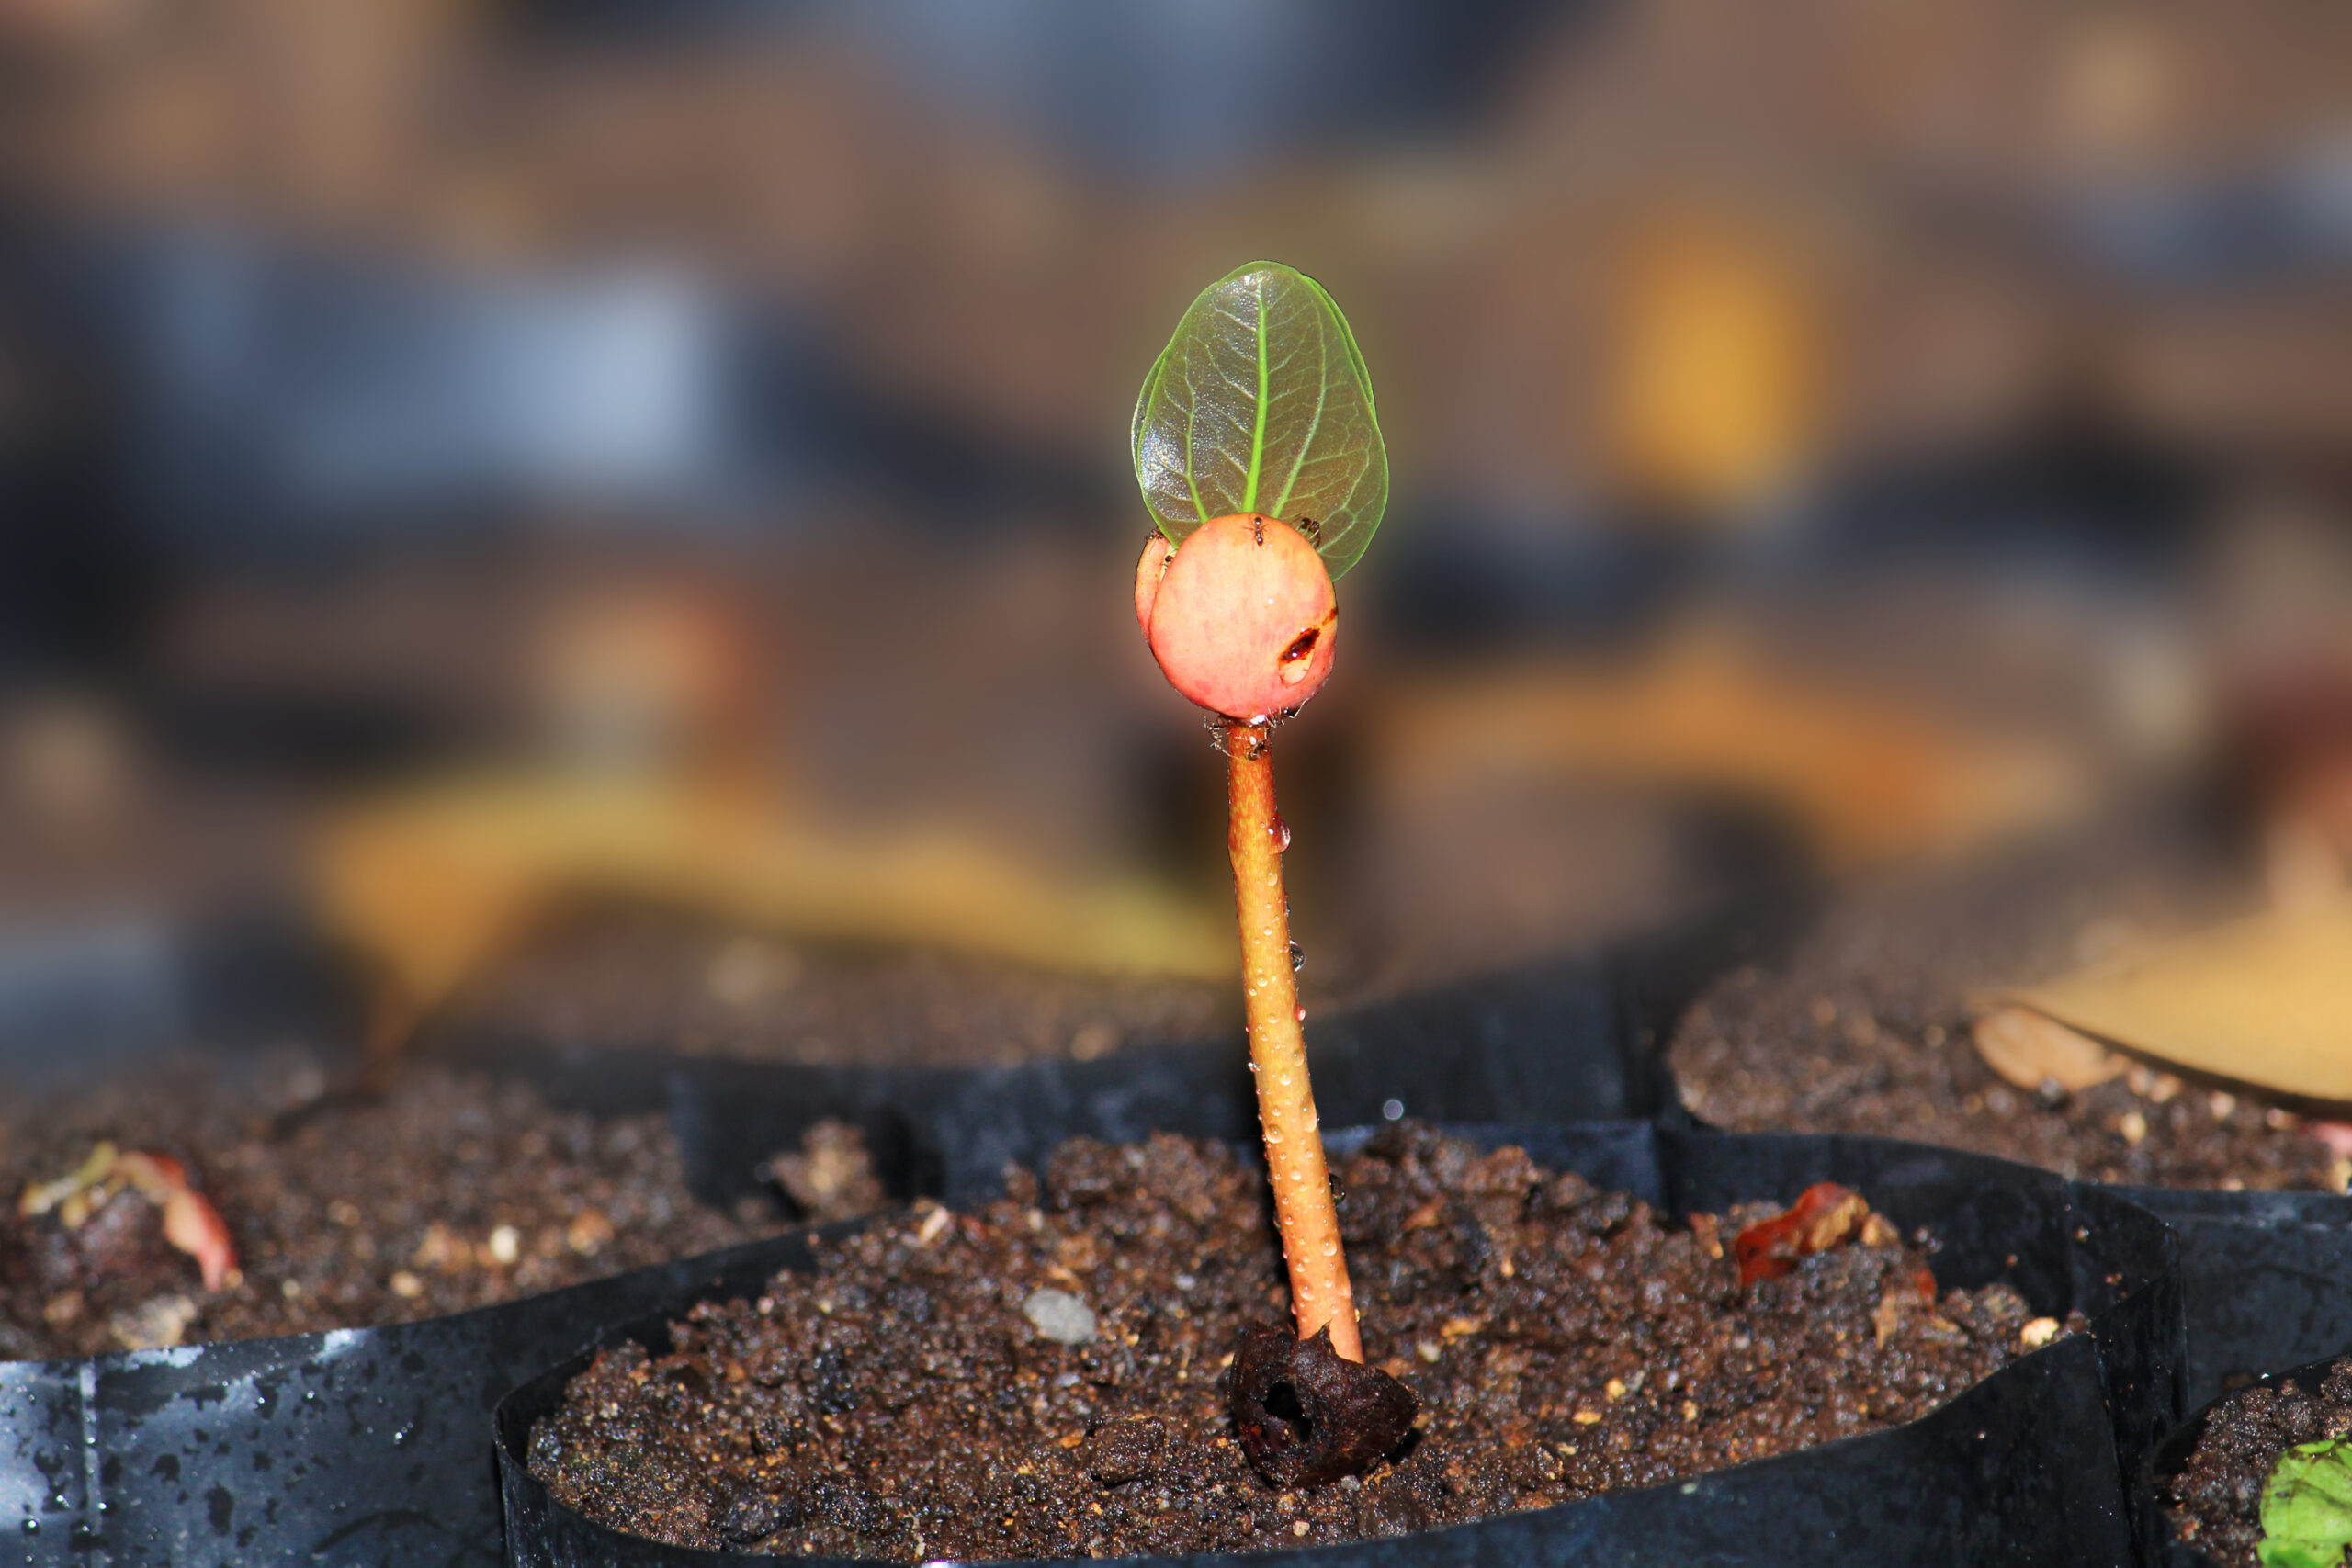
[2261,1438,2352,1568]
[1131,260,1387,580]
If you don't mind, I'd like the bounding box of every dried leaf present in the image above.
[1972,1005,2130,1092]
[2010,900,2352,1102]
[1374,633,2085,866]
[116,1151,239,1291]
[1733,1181,1888,1286]
[18,1142,118,1220]
[318,773,1233,1053]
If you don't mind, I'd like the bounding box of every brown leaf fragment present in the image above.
[1732,1182,1880,1286]
[2007,902,2352,1101]
[1972,1005,2129,1093]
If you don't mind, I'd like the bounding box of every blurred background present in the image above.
[6,0,2352,1221]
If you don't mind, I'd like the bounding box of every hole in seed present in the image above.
[1261,1381,1313,1443]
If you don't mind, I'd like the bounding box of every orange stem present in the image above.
[1225,720,1362,1361]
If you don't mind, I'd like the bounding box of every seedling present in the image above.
[2259,1438,2352,1568]
[1130,261,1414,1480]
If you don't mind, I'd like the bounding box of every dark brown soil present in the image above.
[2165,1358,2352,1567]
[0,734,1699,1362]
[531,1125,2065,1561]
[447,914,1237,1070]
[1670,829,2344,1190]
[0,1058,803,1361]
[441,773,1692,1072]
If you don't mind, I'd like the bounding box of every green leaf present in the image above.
[1131,261,1387,580]
[2261,1438,2352,1568]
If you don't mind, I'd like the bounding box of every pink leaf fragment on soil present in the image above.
[114,1150,240,1292]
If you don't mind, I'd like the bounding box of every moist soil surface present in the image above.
[445,915,1238,1070]
[0,769,1698,1363]
[0,1059,793,1361]
[531,1125,2064,1561]
[1670,822,2344,1191]
[2165,1358,2352,1567]
[437,769,1695,1073]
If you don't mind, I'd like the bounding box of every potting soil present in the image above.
[0,1064,792,1360]
[2165,1358,2352,1568]
[1671,829,2341,1190]
[529,1124,2067,1560]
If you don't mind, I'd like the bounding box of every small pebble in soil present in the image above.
[532,1124,2075,1562]
[1022,1288,1098,1345]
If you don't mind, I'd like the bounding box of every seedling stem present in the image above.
[1225,719,1361,1361]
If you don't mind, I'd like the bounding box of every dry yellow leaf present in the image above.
[2009,900,2352,1102]
[317,772,1233,1058]
[1374,634,2084,865]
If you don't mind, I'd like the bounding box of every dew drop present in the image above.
[1321,1241,1338,1258]
[1269,814,1292,851]
[1289,940,1305,974]
[1295,1005,1306,1022]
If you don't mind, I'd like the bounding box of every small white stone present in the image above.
[1023,1288,1098,1345]
[110,1294,197,1351]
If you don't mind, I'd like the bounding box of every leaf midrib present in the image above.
[1241,273,1269,513]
